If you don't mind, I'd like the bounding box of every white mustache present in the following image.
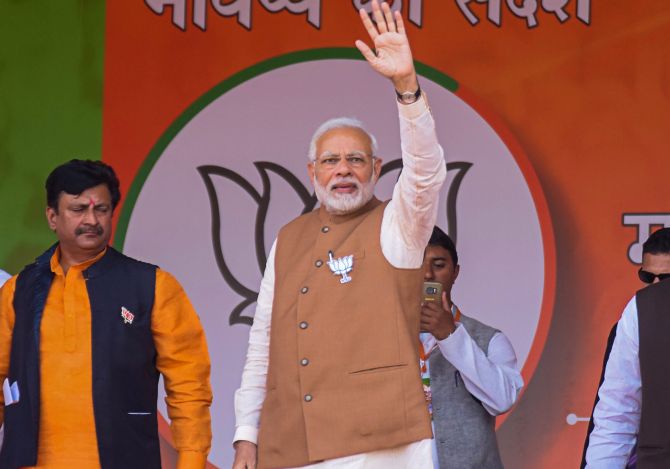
[327,177,359,191]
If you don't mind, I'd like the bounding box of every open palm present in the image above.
[355,1,416,86]
[367,32,414,79]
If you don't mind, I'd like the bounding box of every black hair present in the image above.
[45,159,121,211]
[428,226,458,266]
[643,227,670,255]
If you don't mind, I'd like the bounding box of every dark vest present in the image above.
[636,279,670,469]
[0,245,160,469]
[429,314,503,469]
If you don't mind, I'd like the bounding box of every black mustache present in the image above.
[75,225,103,236]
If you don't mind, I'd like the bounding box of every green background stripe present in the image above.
[0,0,106,273]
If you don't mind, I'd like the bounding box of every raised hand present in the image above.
[420,292,456,341]
[355,0,418,93]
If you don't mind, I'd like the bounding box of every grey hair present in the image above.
[307,117,378,161]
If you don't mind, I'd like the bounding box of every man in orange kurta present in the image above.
[0,160,212,469]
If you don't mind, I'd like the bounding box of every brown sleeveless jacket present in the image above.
[636,279,670,468]
[257,198,432,468]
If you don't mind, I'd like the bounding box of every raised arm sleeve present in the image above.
[381,96,447,268]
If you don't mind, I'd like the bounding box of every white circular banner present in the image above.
[119,51,554,467]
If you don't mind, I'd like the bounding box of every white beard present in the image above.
[313,173,377,215]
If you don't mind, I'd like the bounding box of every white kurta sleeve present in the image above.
[585,297,640,468]
[436,327,523,415]
[381,96,446,269]
[233,240,276,444]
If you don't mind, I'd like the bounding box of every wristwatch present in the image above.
[395,86,422,105]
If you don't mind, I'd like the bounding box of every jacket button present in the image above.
[315,260,323,268]
[301,286,309,294]
[299,321,309,330]
[304,394,313,402]
[300,358,310,366]
[321,226,330,233]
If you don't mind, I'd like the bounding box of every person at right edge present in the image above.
[585,227,670,469]
[420,226,523,468]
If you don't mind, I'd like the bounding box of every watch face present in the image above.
[400,91,418,104]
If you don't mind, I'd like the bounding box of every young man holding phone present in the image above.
[420,226,524,469]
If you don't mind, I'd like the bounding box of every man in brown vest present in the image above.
[231,1,445,468]
[585,227,670,468]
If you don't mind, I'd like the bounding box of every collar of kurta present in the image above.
[50,245,108,277]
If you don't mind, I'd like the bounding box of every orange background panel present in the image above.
[104,2,670,467]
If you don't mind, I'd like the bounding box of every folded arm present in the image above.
[437,327,523,415]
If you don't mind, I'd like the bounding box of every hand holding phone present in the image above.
[421,282,456,339]
[422,281,443,306]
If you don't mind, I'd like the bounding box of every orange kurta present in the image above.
[0,248,212,469]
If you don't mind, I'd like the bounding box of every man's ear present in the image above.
[373,156,383,180]
[46,206,58,231]
[307,161,315,182]
[454,264,460,281]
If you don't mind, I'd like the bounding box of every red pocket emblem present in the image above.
[121,306,135,324]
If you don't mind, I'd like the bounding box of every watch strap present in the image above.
[395,85,422,104]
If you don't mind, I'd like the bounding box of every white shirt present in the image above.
[421,323,523,416]
[0,270,10,289]
[585,296,640,468]
[234,97,446,456]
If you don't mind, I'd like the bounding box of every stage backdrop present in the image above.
[2,1,670,468]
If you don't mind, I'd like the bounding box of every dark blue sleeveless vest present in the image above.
[0,245,161,469]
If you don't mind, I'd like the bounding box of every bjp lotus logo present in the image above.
[196,159,472,325]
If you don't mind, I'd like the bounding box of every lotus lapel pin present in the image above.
[327,251,354,284]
